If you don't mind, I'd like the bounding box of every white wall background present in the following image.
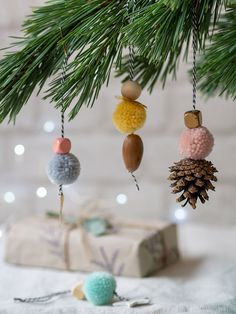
[0,0,236,225]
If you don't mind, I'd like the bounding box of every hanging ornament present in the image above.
[47,28,80,219]
[112,82,146,191]
[112,0,146,191]
[168,3,218,209]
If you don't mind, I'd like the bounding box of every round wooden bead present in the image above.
[121,81,142,100]
[53,138,71,154]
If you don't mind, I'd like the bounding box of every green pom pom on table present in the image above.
[83,272,116,305]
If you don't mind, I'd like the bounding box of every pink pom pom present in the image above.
[179,126,214,160]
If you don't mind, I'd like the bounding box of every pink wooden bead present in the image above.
[53,138,71,154]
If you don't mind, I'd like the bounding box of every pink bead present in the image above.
[179,126,214,160]
[53,138,71,154]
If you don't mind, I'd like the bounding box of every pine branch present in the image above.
[121,0,226,88]
[0,0,113,122]
[46,0,129,120]
[198,3,236,100]
[0,0,228,123]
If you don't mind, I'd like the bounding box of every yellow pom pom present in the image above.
[112,99,146,133]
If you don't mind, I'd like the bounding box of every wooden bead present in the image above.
[121,81,142,100]
[184,110,202,129]
[71,281,85,300]
[122,134,143,173]
[53,138,71,154]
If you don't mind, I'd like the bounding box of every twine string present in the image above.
[60,56,67,139]
[127,0,135,81]
[114,291,129,302]
[129,45,135,80]
[192,3,198,110]
[14,291,70,304]
[131,172,140,191]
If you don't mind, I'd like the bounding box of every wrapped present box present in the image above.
[5,215,179,277]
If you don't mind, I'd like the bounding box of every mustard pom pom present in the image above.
[112,99,146,133]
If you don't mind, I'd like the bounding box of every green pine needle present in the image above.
[0,0,231,123]
[198,3,236,100]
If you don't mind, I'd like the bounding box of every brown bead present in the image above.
[184,110,202,128]
[122,134,143,173]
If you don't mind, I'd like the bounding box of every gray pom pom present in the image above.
[47,153,80,185]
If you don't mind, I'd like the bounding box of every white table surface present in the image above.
[1,223,236,314]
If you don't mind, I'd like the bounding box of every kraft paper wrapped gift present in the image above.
[5,216,179,277]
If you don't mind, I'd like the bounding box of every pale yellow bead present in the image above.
[71,281,85,300]
[121,81,142,100]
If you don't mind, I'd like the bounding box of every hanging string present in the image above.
[58,27,69,220]
[128,0,135,81]
[192,3,198,110]
[60,60,66,139]
[128,45,135,80]
[113,291,129,302]
[131,172,140,191]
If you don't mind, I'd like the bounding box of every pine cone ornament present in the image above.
[168,159,218,209]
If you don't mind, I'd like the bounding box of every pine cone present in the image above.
[168,159,218,209]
